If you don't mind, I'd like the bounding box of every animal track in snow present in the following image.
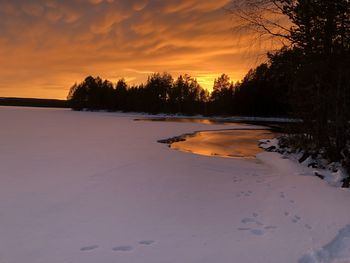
[139,240,154,245]
[81,240,156,252]
[80,245,99,251]
[291,215,303,224]
[250,229,265,236]
[239,214,277,236]
[264,225,278,230]
[241,218,263,226]
[112,246,134,252]
[236,190,253,198]
[305,224,312,230]
[283,212,312,229]
[279,192,296,205]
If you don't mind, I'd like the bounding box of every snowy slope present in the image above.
[0,106,349,263]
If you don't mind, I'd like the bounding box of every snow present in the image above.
[0,106,349,263]
[299,225,350,263]
[259,139,348,187]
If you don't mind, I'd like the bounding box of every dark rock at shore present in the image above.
[299,152,310,163]
[342,177,350,188]
[308,163,318,168]
[265,146,277,152]
[314,172,325,180]
[158,136,186,144]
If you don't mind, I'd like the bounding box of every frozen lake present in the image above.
[0,107,349,263]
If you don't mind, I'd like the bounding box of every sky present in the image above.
[0,0,278,99]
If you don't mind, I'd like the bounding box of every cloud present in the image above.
[132,0,148,11]
[20,2,44,16]
[161,0,231,13]
[89,0,114,5]
[0,0,276,99]
[90,10,130,34]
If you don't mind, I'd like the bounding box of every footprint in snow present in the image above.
[241,217,264,227]
[264,225,278,230]
[250,229,265,236]
[237,191,253,198]
[284,213,312,229]
[80,245,99,251]
[240,191,253,197]
[239,214,277,236]
[112,246,134,252]
[139,240,155,245]
[305,224,312,230]
[292,215,301,223]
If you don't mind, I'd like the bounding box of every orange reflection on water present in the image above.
[171,129,277,159]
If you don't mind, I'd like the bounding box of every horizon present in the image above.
[0,0,279,100]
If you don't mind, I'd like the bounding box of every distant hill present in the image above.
[0,97,69,108]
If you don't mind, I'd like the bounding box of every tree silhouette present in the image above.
[210,74,234,115]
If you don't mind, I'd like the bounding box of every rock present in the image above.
[308,163,318,168]
[266,146,277,152]
[341,177,350,188]
[314,172,325,179]
[158,135,187,145]
[298,152,310,163]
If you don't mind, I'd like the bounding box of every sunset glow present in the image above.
[0,0,273,99]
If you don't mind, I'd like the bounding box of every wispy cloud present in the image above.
[0,0,273,99]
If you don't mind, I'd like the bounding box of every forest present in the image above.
[67,62,291,117]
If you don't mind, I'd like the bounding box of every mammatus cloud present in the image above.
[0,0,278,99]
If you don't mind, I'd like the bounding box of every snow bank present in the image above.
[299,225,350,263]
[259,138,348,187]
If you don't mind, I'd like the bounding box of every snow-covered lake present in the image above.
[0,106,349,263]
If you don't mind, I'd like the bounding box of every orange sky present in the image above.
[0,0,281,99]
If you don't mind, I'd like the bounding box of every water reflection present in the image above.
[170,129,277,159]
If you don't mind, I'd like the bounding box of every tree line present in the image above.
[68,66,291,117]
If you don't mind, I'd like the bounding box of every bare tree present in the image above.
[227,0,292,48]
